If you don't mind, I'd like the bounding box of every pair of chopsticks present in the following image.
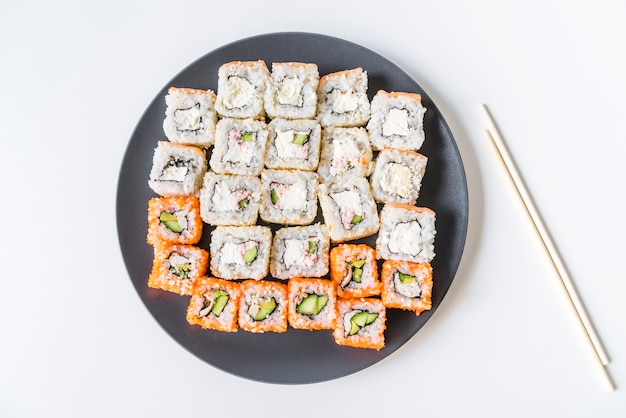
[481,104,615,392]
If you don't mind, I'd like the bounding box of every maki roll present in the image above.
[376,204,436,263]
[215,60,270,119]
[147,195,202,246]
[209,118,269,176]
[148,141,206,197]
[264,62,319,119]
[366,90,427,151]
[318,177,379,243]
[148,243,208,296]
[270,224,330,280]
[381,260,433,316]
[370,148,428,205]
[238,280,288,333]
[186,277,242,332]
[330,244,381,298]
[259,169,319,226]
[287,278,337,330]
[265,118,322,171]
[199,172,260,226]
[317,127,373,183]
[333,298,386,350]
[209,226,272,281]
[162,87,218,148]
[317,67,370,127]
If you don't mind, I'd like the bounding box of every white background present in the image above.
[2,1,625,417]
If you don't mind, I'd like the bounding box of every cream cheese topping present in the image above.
[168,253,189,267]
[388,220,422,256]
[329,137,360,176]
[277,76,304,106]
[331,90,359,113]
[381,162,413,197]
[159,165,188,181]
[382,108,410,136]
[220,242,243,265]
[279,178,307,211]
[211,181,238,211]
[223,76,255,109]
[224,132,255,165]
[283,239,312,268]
[174,106,201,131]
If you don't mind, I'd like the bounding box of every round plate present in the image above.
[117,32,468,384]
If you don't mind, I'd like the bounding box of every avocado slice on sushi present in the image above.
[398,272,416,284]
[293,133,309,146]
[169,263,190,279]
[348,311,379,335]
[159,212,182,233]
[243,245,258,265]
[238,197,249,209]
[241,132,254,142]
[211,290,229,317]
[308,241,317,254]
[350,214,363,225]
[253,298,277,321]
[297,294,329,316]
[270,188,279,205]
[296,294,318,315]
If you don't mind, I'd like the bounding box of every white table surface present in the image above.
[2,1,625,416]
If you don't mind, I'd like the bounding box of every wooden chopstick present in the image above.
[481,104,615,391]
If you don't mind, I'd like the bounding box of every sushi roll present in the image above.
[333,297,386,350]
[264,62,319,119]
[186,277,242,332]
[199,172,260,226]
[259,169,319,226]
[209,226,272,281]
[270,224,330,280]
[330,244,381,298]
[215,60,270,119]
[148,141,207,197]
[366,90,427,151]
[318,177,379,243]
[287,278,337,330]
[239,280,288,333]
[209,118,268,176]
[381,260,433,315]
[148,243,208,296]
[370,148,428,205]
[376,204,436,263]
[265,118,322,171]
[147,195,202,246]
[317,67,370,127]
[317,127,373,183]
[162,87,218,148]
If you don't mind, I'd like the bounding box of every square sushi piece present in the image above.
[209,226,272,281]
[381,260,433,316]
[270,224,330,280]
[148,141,207,197]
[264,62,319,119]
[186,277,242,332]
[265,118,322,171]
[333,297,386,350]
[366,90,427,151]
[259,169,319,225]
[330,244,381,298]
[376,204,436,263]
[162,87,218,148]
[238,280,288,333]
[199,172,261,226]
[287,278,337,330]
[215,60,270,119]
[148,243,208,296]
[317,127,374,183]
[370,148,428,205]
[317,67,370,127]
[209,118,268,176]
[147,195,202,246]
[318,177,379,243]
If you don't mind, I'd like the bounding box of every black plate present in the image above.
[117,32,468,384]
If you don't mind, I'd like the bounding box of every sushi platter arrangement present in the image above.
[118,33,467,383]
[146,60,437,351]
